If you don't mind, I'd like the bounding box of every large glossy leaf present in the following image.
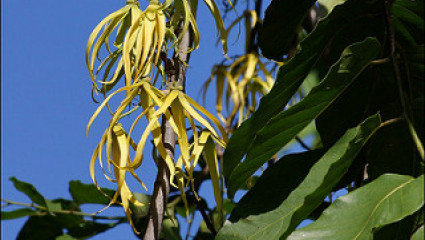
[288,174,424,240]
[216,114,382,240]
[374,207,423,240]
[223,0,385,184]
[229,150,325,222]
[258,0,316,60]
[226,38,380,197]
[9,177,46,207]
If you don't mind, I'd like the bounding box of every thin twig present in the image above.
[185,211,195,240]
[384,0,424,161]
[196,198,217,236]
[295,136,311,151]
[1,198,125,220]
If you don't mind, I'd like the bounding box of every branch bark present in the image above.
[142,18,192,240]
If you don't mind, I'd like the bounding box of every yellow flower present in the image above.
[123,1,167,85]
[86,0,143,98]
[87,80,227,221]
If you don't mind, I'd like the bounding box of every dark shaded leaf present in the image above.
[288,174,424,240]
[229,150,325,222]
[67,221,122,239]
[392,0,424,46]
[216,114,382,240]
[17,215,65,240]
[226,38,381,197]
[316,67,377,148]
[367,120,423,181]
[258,0,316,60]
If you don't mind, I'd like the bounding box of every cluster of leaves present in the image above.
[1,177,219,239]
[217,0,424,239]
[2,178,128,240]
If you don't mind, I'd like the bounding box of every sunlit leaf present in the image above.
[288,174,424,240]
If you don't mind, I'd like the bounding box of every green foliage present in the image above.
[69,180,116,205]
[229,150,325,222]
[218,0,423,238]
[9,177,47,207]
[288,174,424,240]
[225,38,381,197]
[2,178,127,239]
[223,0,386,188]
[258,0,316,60]
[216,115,382,239]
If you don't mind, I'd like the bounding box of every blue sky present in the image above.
[0,0,265,239]
[1,0,336,239]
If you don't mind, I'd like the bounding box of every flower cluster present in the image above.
[86,0,228,233]
[202,10,278,128]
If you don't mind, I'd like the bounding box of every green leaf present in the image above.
[45,199,63,212]
[374,208,423,240]
[367,120,423,181]
[226,38,381,197]
[223,0,385,185]
[9,177,46,206]
[317,0,345,17]
[258,0,316,60]
[411,226,424,240]
[288,174,424,240]
[55,235,77,240]
[69,180,115,205]
[17,215,65,240]
[67,221,122,239]
[160,218,181,240]
[392,0,424,46]
[216,114,382,240]
[405,45,425,93]
[316,67,376,148]
[1,208,38,220]
[229,150,325,222]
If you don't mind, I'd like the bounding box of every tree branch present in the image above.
[142,16,193,240]
[384,0,424,161]
[1,198,125,221]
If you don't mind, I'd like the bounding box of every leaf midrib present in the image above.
[352,178,415,240]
